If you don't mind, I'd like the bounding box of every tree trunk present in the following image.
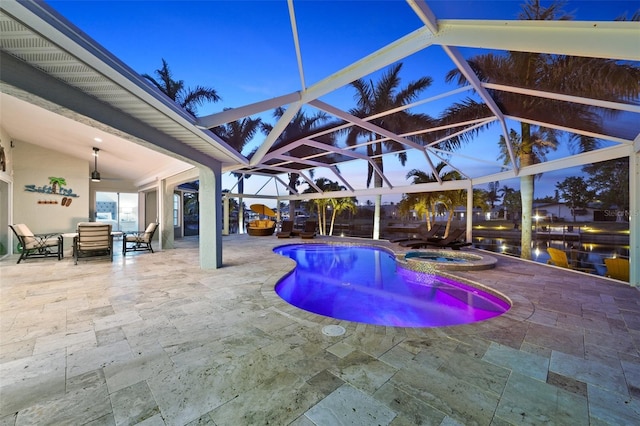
[316,204,323,235]
[372,148,383,240]
[238,178,244,234]
[288,173,298,223]
[445,208,454,238]
[520,122,534,260]
[330,209,337,236]
[322,206,327,235]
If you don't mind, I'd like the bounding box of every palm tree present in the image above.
[143,59,221,116]
[497,128,558,170]
[404,168,441,230]
[497,185,515,220]
[486,181,500,210]
[328,196,357,236]
[473,188,491,216]
[497,127,558,221]
[444,0,640,259]
[405,162,463,236]
[438,179,466,237]
[211,115,266,233]
[303,178,340,235]
[345,63,439,239]
[497,184,514,201]
[304,178,357,236]
[266,107,334,221]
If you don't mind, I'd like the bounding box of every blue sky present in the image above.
[46,0,639,203]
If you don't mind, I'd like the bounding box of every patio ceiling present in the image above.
[0,1,638,197]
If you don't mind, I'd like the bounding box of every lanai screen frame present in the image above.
[1,0,637,282]
[197,1,638,285]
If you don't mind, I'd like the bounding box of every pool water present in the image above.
[273,244,510,328]
[405,252,468,262]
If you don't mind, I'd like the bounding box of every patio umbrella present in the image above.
[250,203,276,217]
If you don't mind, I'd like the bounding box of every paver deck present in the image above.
[1,234,639,425]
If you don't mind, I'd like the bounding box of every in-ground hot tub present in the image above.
[401,250,497,272]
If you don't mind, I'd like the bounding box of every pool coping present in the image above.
[398,249,498,272]
[261,239,533,335]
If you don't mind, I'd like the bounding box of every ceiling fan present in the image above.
[90,147,125,182]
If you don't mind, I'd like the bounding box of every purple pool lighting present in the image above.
[273,244,510,328]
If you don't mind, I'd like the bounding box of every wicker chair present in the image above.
[276,220,294,238]
[123,223,158,255]
[9,224,62,264]
[247,219,276,236]
[73,222,113,265]
[300,220,318,239]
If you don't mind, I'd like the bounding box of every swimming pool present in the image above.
[273,244,510,328]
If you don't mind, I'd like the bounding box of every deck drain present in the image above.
[322,325,345,336]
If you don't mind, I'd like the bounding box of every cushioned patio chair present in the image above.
[276,220,294,238]
[546,247,594,273]
[123,222,158,255]
[9,224,62,264]
[604,257,630,281]
[300,220,318,239]
[400,228,470,250]
[390,224,443,244]
[247,219,276,236]
[73,222,113,265]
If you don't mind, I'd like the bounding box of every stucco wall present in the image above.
[0,126,11,175]
[13,141,89,234]
[0,127,11,256]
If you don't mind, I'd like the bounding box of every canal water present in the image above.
[472,237,629,277]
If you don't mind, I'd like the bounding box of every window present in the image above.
[173,193,180,227]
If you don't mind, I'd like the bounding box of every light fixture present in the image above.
[91,147,101,182]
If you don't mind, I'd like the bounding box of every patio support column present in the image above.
[223,194,229,236]
[373,195,381,240]
[466,182,473,242]
[238,201,245,234]
[160,178,174,250]
[199,163,222,269]
[630,149,639,287]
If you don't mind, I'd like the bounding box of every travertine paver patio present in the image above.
[1,234,639,425]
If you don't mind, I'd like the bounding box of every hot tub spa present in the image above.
[402,250,497,272]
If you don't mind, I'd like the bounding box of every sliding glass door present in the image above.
[95,192,139,232]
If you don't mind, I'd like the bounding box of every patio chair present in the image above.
[390,224,443,243]
[604,257,629,281]
[9,224,62,264]
[300,220,318,239]
[73,222,113,265]
[400,228,470,250]
[123,222,158,255]
[247,219,276,236]
[546,247,594,273]
[276,220,294,238]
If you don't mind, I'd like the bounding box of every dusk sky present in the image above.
[45,1,639,203]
